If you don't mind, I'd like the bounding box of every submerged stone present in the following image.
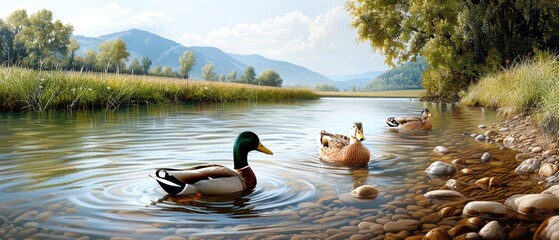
[463,201,507,220]
[425,161,457,176]
[433,146,450,154]
[515,158,541,175]
[505,194,559,221]
[424,190,464,200]
[478,221,505,240]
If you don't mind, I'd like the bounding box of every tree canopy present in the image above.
[255,69,283,87]
[179,50,196,78]
[347,0,559,101]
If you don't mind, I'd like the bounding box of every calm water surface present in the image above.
[0,98,527,239]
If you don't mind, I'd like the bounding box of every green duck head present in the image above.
[233,131,273,169]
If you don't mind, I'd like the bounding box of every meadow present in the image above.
[461,53,559,134]
[0,67,318,112]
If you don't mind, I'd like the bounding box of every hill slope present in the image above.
[364,58,428,91]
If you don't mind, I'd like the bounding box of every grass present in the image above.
[0,67,318,112]
[460,53,559,134]
[315,89,424,98]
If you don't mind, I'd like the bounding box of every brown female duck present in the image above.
[318,122,371,165]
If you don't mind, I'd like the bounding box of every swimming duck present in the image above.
[387,109,433,131]
[318,122,371,165]
[150,131,273,195]
[385,109,433,127]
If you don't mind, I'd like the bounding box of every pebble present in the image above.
[478,221,505,240]
[515,153,531,161]
[351,185,378,199]
[462,201,507,220]
[515,158,541,175]
[425,161,457,176]
[481,152,491,163]
[542,185,559,197]
[383,219,420,232]
[505,194,559,221]
[532,146,543,153]
[543,149,558,158]
[424,190,464,200]
[475,135,486,141]
[534,216,559,240]
[424,227,451,240]
[36,211,53,222]
[478,125,487,129]
[485,130,498,136]
[539,163,559,177]
[503,136,516,148]
[433,146,450,154]
[438,207,456,218]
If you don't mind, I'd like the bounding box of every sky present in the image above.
[1,0,390,76]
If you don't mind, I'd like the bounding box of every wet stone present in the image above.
[383,219,420,232]
[424,227,451,240]
[424,190,464,200]
[534,216,559,240]
[463,201,507,220]
[425,161,457,176]
[539,163,558,177]
[433,146,450,154]
[507,226,531,240]
[515,158,541,175]
[478,221,505,240]
[541,185,559,197]
[351,185,378,199]
[481,152,491,163]
[505,194,559,221]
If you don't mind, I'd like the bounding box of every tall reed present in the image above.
[0,68,318,112]
[460,54,559,134]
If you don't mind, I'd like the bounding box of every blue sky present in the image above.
[1,0,390,76]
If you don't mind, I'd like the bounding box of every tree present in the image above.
[162,66,174,77]
[346,0,559,101]
[128,59,143,75]
[178,50,196,78]
[240,66,256,84]
[83,50,98,71]
[226,70,237,82]
[202,63,216,81]
[255,69,283,87]
[65,38,80,70]
[4,9,29,65]
[14,9,73,69]
[97,38,130,73]
[150,66,162,76]
[141,56,152,74]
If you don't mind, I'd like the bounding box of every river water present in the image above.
[0,98,540,239]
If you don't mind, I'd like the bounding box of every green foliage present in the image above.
[201,63,216,81]
[315,84,339,92]
[255,69,282,87]
[347,0,559,101]
[128,59,143,75]
[461,53,559,134]
[365,58,427,91]
[178,50,196,78]
[226,70,237,82]
[0,67,318,112]
[239,66,256,84]
[140,56,152,74]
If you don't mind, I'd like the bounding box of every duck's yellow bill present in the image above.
[257,142,273,155]
[357,130,366,141]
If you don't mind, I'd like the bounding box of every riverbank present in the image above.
[0,67,318,112]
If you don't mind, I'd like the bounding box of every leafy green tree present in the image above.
[240,66,256,84]
[141,56,152,74]
[315,84,340,92]
[4,9,29,65]
[83,50,98,71]
[255,69,283,87]
[65,38,80,70]
[97,38,130,73]
[150,66,162,76]
[346,0,559,101]
[128,59,143,75]
[178,50,196,78]
[0,19,11,63]
[226,70,237,82]
[202,63,216,81]
[14,9,73,69]
[162,66,174,77]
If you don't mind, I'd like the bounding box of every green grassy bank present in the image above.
[461,54,559,134]
[0,67,318,112]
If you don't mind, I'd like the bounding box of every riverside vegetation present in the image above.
[0,67,318,112]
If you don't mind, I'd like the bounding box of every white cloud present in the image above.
[69,3,169,37]
[177,7,387,75]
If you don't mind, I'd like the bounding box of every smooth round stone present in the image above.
[539,163,559,177]
[481,152,491,163]
[447,224,477,238]
[515,158,541,175]
[532,146,543,153]
[478,125,487,129]
[485,130,498,136]
[505,194,559,221]
[425,161,457,176]
[438,207,456,218]
[461,168,474,174]
[351,185,378,199]
[420,212,441,224]
[478,221,505,240]
[424,227,451,240]
[475,135,486,141]
[542,185,559,197]
[463,201,507,220]
[534,216,559,240]
[424,190,464,200]
[515,153,532,161]
[35,211,53,222]
[543,149,558,158]
[503,136,516,148]
[383,219,420,232]
[433,146,450,154]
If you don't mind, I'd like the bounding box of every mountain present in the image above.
[329,71,385,82]
[228,54,336,86]
[74,28,334,86]
[364,58,428,91]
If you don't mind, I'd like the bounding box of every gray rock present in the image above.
[425,161,457,176]
[481,152,491,163]
[478,221,505,240]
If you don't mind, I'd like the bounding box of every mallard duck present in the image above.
[385,109,433,127]
[150,131,273,195]
[387,109,433,130]
[318,122,371,165]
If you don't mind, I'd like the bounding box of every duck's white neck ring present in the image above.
[236,165,251,171]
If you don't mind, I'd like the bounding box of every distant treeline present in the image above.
[364,58,427,91]
[0,9,283,87]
